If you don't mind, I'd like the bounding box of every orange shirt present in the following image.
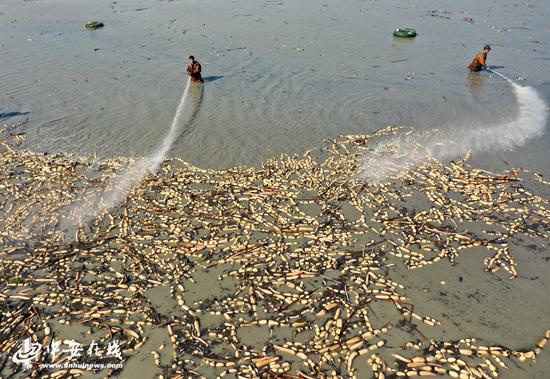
[468,52,487,71]
[187,62,203,82]
[474,52,487,67]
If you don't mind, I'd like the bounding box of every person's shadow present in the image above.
[0,111,29,118]
[203,75,223,83]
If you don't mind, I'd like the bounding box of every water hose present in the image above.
[486,68,512,82]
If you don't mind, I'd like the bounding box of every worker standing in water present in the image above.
[187,56,204,83]
[468,45,491,72]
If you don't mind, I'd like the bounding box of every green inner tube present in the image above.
[85,21,104,30]
[393,28,417,38]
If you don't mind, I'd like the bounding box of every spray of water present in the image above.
[65,77,194,227]
[359,72,548,182]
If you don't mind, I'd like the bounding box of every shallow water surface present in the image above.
[1,0,548,171]
[1,4,550,376]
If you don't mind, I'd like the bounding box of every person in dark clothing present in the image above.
[187,55,204,83]
[468,45,491,72]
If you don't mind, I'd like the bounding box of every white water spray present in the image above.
[67,78,194,224]
[360,72,548,182]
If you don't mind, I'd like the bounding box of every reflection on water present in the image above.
[190,82,204,118]
[467,72,486,99]
[174,81,204,145]
[186,81,205,127]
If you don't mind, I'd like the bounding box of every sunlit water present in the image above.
[2,2,550,377]
[1,0,549,175]
[360,79,549,181]
[64,77,200,224]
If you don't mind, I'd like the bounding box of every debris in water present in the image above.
[85,21,104,30]
[0,124,549,377]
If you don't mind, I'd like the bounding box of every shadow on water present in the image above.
[203,75,224,83]
[0,111,30,119]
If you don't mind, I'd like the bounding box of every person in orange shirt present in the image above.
[187,55,204,83]
[468,45,491,72]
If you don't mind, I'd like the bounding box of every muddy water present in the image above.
[1,0,549,170]
[1,0,550,378]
